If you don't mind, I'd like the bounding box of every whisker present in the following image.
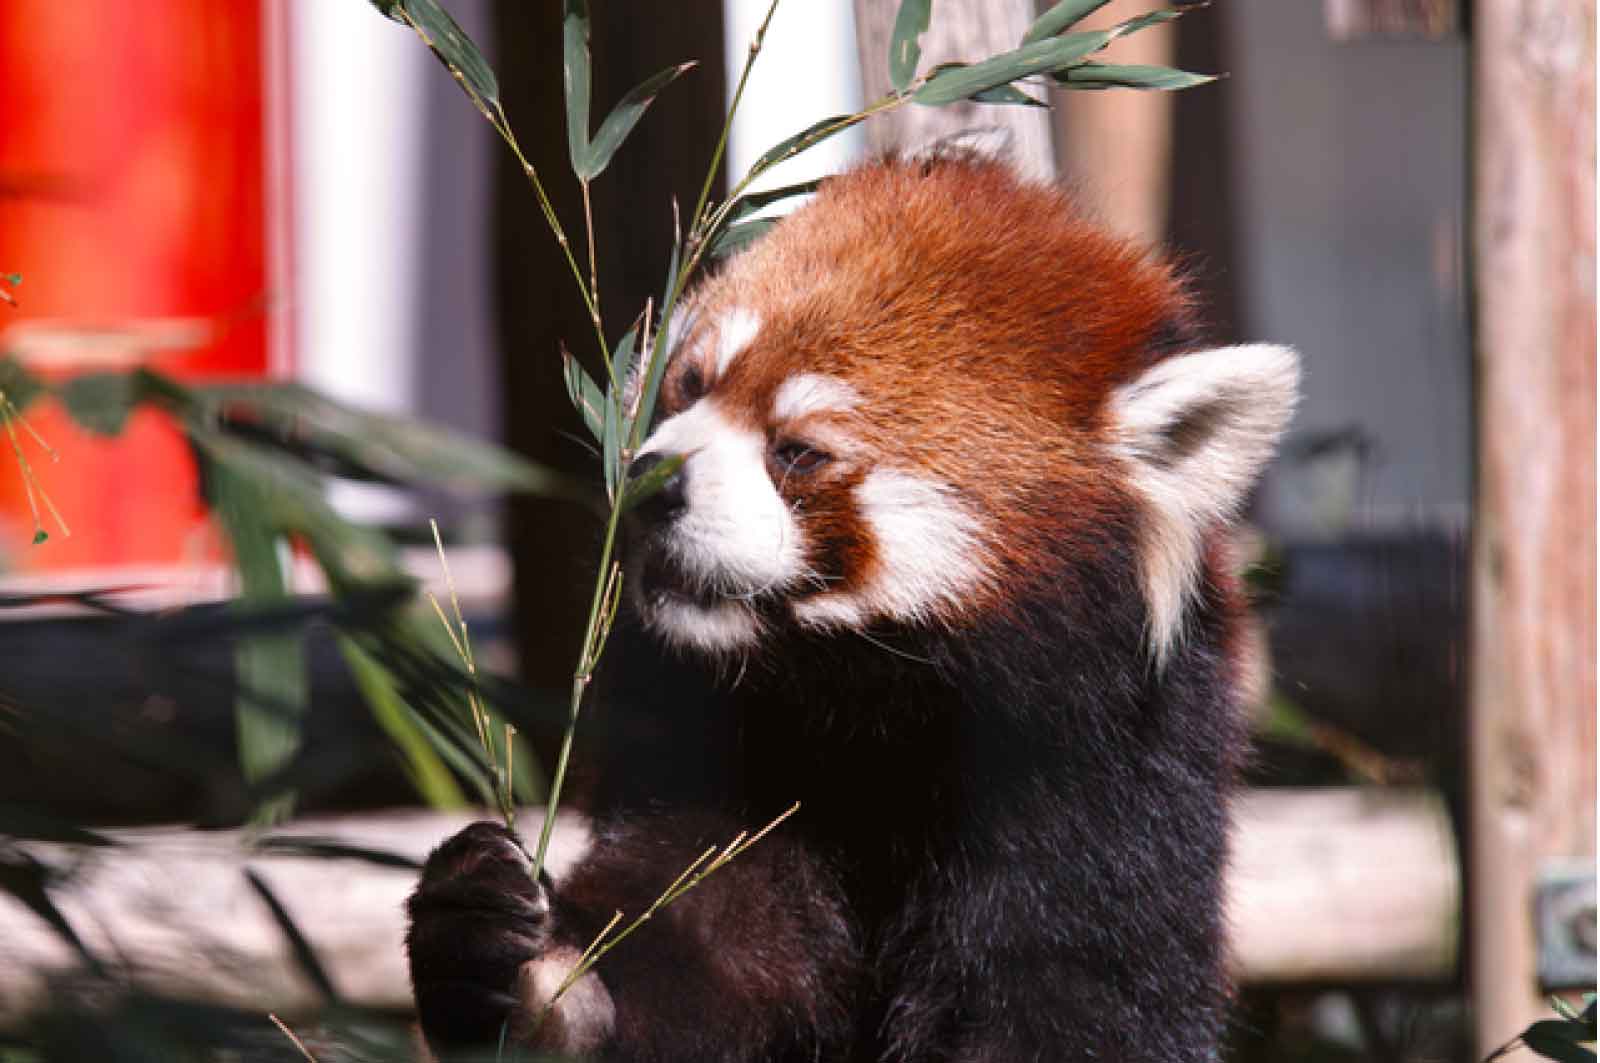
[556,428,601,459]
[853,627,936,666]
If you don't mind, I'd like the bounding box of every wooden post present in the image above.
[1468,0,1597,1053]
[851,0,1054,176]
[1050,0,1178,246]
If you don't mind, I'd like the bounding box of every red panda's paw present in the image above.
[405,821,554,1051]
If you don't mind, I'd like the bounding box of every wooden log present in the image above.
[1468,0,1598,1053]
[0,789,1459,1024]
[1227,787,1459,982]
[850,0,1055,176]
[0,810,591,1024]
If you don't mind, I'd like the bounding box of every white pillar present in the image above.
[721,0,866,197]
[288,0,428,522]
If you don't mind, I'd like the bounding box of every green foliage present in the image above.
[1025,0,1114,43]
[912,7,1194,106]
[1487,997,1598,1063]
[56,373,139,436]
[888,0,933,93]
[371,0,500,121]
[1057,60,1217,91]
[0,355,562,823]
[584,62,700,181]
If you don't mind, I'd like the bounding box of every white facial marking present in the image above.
[625,304,698,415]
[772,373,861,422]
[663,303,698,361]
[649,598,766,655]
[639,400,803,590]
[636,398,803,653]
[1110,342,1300,666]
[710,308,761,379]
[793,469,988,631]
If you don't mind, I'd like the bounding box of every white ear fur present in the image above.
[1109,343,1300,666]
[906,126,1015,165]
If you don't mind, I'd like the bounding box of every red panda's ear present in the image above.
[904,126,1014,167]
[1109,343,1301,665]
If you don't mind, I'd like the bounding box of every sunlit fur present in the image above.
[630,157,1295,664]
[407,153,1298,1063]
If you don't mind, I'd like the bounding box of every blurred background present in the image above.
[0,1,1591,1061]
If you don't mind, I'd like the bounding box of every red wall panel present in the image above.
[0,2,274,569]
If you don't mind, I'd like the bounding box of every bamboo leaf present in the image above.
[581,62,698,180]
[602,388,622,502]
[747,113,868,181]
[634,238,684,449]
[198,382,568,497]
[700,180,817,266]
[1520,1021,1597,1063]
[709,218,777,259]
[1054,61,1215,90]
[0,852,104,975]
[914,7,1187,106]
[563,0,592,178]
[618,453,685,514]
[722,178,821,228]
[338,635,467,810]
[1023,0,1112,43]
[245,869,341,1004]
[388,685,501,808]
[0,355,47,413]
[912,30,1113,105]
[58,372,141,436]
[1110,7,1185,38]
[0,808,112,847]
[972,83,1049,106]
[254,835,421,870]
[611,323,640,401]
[204,447,307,819]
[1553,998,1586,1023]
[378,0,501,118]
[188,425,401,592]
[562,348,606,443]
[888,0,933,93]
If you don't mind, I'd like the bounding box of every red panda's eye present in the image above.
[679,365,705,401]
[773,441,830,476]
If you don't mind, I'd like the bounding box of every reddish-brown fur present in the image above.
[662,156,1196,619]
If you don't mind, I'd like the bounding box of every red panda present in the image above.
[406,152,1299,1062]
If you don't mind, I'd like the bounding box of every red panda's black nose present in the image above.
[628,452,687,522]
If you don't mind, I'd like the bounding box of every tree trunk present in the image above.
[1468,0,1597,1051]
[851,1,1055,176]
[1050,0,1177,246]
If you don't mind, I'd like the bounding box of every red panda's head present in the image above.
[626,155,1297,665]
